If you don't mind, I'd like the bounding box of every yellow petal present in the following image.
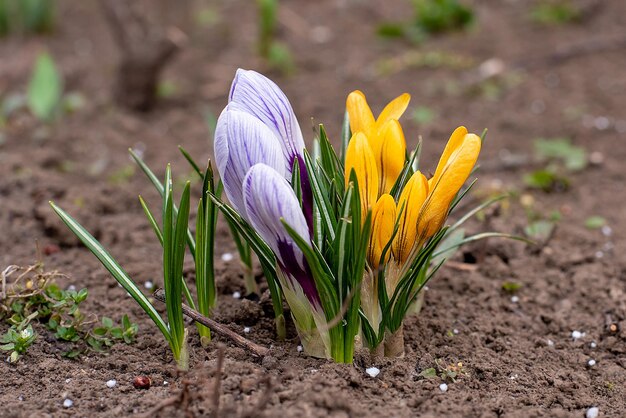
[375,93,411,131]
[419,133,481,238]
[368,194,397,268]
[346,90,375,138]
[378,119,407,195]
[345,132,379,220]
[392,171,428,263]
[430,126,468,187]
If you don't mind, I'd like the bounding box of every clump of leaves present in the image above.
[420,359,467,382]
[0,324,36,363]
[524,138,587,192]
[530,0,580,25]
[0,0,55,36]
[377,0,473,44]
[413,0,474,34]
[1,259,138,362]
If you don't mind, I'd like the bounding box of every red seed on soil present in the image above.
[133,376,151,390]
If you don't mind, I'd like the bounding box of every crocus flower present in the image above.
[346,116,481,268]
[242,163,320,308]
[346,90,410,195]
[214,69,328,357]
[216,68,312,224]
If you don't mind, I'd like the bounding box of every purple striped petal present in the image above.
[243,163,320,306]
[229,69,305,174]
[214,108,286,215]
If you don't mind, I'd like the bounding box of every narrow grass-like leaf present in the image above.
[138,195,163,245]
[49,202,172,346]
[178,145,203,178]
[431,232,531,259]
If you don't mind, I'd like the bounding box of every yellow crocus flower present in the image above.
[368,194,397,269]
[346,91,410,195]
[419,128,481,239]
[392,171,428,264]
[344,132,379,219]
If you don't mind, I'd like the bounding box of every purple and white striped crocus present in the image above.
[214,69,320,309]
[217,69,313,229]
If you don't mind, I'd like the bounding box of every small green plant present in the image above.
[413,0,473,34]
[257,0,294,74]
[524,138,587,192]
[420,359,467,382]
[0,0,55,36]
[1,324,36,363]
[27,52,62,121]
[531,0,579,25]
[1,260,139,362]
[377,0,473,43]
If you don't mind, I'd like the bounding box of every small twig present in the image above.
[210,345,226,418]
[153,289,269,357]
[1,265,19,300]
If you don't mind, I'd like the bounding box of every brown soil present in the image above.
[1,0,625,417]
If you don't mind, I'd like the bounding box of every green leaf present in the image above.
[524,220,555,242]
[49,201,172,347]
[584,216,606,230]
[431,228,465,266]
[534,138,587,172]
[101,317,113,329]
[27,52,62,121]
[502,281,523,293]
[419,367,438,379]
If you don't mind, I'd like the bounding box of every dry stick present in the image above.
[153,289,269,357]
[210,345,226,418]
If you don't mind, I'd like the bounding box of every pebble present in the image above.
[67,285,76,291]
[163,381,169,386]
[594,116,610,130]
[587,359,596,367]
[365,367,380,378]
[243,327,251,334]
[547,339,555,347]
[589,151,604,165]
[221,253,234,262]
[439,383,448,392]
[590,341,597,348]
[144,281,153,290]
[571,330,585,340]
[453,329,459,335]
[232,291,241,299]
[297,345,303,353]
[65,378,71,384]
[586,407,599,418]
[511,296,519,303]
[18,396,23,401]
[601,225,612,237]
[106,379,117,388]
[63,399,73,408]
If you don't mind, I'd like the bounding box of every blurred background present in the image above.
[1,0,624,261]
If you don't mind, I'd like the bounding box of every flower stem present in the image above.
[384,324,405,358]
